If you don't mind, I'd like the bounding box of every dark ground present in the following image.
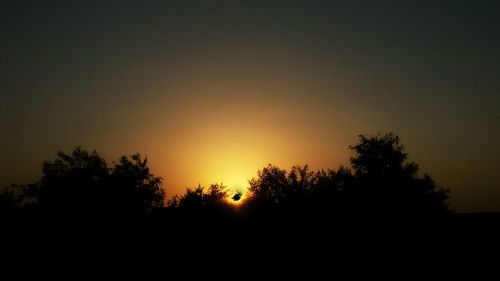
[2,211,499,279]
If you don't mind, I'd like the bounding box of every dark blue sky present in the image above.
[1,1,499,212]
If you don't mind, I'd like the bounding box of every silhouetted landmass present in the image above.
[1,133,498,278]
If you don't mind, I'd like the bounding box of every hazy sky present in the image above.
[1,1,499,212]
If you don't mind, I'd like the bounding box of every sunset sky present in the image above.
[1,1,499,212]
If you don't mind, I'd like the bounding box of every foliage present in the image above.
[246,133,450,215]
[170,183,229,209]
[0,186,23,216]
[110,154,165,211]
[25,147,165,215]
[348,133,450,214]
[5,133,450,217]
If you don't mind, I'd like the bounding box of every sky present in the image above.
[1,1,499,212]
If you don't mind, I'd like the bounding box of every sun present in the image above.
[232,193,242,202]
[227,190,247,206]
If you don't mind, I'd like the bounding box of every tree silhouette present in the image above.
[27,147,165,216]
[110,154,165,213]
[348,133,450,215]
[0,186,23,218]
[247,164,288,205]
[350,133,416,178]
[245,133,449,216]
[6,134,491,279]
[4,133,491,277]
[36,147,108,213]
[247,164,350,207]
[171,183,229,210]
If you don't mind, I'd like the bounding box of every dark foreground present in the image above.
[2,211,500,278]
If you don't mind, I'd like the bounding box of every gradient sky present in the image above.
[1,1,499,212]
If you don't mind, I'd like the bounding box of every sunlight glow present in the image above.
[173,124,271,197]
[227,190,247,206]
[154,95,344,199]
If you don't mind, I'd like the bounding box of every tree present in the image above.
[247,164,327,208]
[247,164,288,204]
[173,183,229,209]
[245,133,450,215]
[37,147,109,212]
[0,186,23,217]
[110,154,165,212]
[348,133,450,214]
[350,133,416,178]
[312,166,354,208]
[30,147,165,215]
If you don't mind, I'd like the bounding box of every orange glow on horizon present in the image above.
[148,87,348,199]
